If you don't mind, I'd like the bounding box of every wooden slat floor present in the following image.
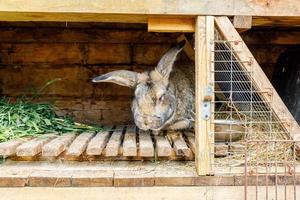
[0,125,195,161]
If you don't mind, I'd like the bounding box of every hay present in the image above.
[214,102,297,167]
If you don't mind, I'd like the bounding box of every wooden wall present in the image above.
[0,22,296,125]
[0,22,182,125]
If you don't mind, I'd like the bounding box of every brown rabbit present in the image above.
[92,41,195,134]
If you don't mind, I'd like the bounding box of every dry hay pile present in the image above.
[214,103,297,167]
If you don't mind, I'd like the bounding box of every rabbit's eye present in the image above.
[158,94,165,102]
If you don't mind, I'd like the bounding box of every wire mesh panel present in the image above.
[211,28,299,199]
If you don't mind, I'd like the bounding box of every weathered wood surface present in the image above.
[154,136,173,157]
[86,128,112,156]
[105,126,124,157]
[242,31,300,45]
[42,134,76,157]
[233,15,252,33]
[0,138,29,157]
[0,160,299,188]
[0,0,299,17]
[1,126,196,161]
[122,126,137,157]
[16,135,56,157]
[138,130,154,157]
[65,132,94,157]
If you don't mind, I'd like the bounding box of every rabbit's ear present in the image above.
[92,70,139,88]
[156,41,185,79]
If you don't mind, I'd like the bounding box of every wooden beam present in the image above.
[242,31,300,45]
[252,16,300,27]
[215,17,300,148]
[176,35,195,61]
[195,16,214,175]
[148,17,195,32]
[0,12,147,23]
[0,0,299,17]
[233,16,252,33]
[0,186,299,200]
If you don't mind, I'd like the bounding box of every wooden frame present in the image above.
[0,1,299,180]
[0,0,299,17]
[215,17,300,146]
[195,16,214,175]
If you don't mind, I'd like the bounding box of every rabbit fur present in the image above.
[92,41,195,133]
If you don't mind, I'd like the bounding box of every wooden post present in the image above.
[195,16,214,175]
[233,15,252,33]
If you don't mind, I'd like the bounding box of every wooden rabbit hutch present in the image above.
[0,1,300,200]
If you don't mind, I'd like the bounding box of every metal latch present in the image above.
[202,86,213,120]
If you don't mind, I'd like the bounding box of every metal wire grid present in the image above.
[211,29,298,199]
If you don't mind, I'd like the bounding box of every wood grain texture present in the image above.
[71,171,113,186]
[184,131,196,154]
[105,126,124,157]
[16,135,56,157]
[138,130,154,157]
[195,16,214,175]
[242,31,300,45]
[29,170,72,187]
[65,132,94,157]
[233,15,252,32]
[122,126,137,157]
[154,136,172,157]
[176,34,195,61]
[0,138,28,157]
[0,0,299,17]
[86,128,112,156]
[168,132,192,157]
[42,134,76,157]
[148,17,195,32]
[0,28,179,44]
[114,170,154,186]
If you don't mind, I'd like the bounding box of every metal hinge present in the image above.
[202,85,213,120]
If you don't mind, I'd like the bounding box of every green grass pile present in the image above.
[0,98,102,142]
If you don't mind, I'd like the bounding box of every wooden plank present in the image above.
[233,16,252,33]
[168,132,192,157]
[0,138,29,157]
[252,16,300,27]
[29,170,72,187]
[65,132,94,157]
[214,143,228,157]
[215,17,300,149]
[138,130,154,157]
[0,43,130,65]
[71,171,113,186]
[114,171,154,187]
[0,170,31,187]
[195,16,214,175]
[42,134,76,157]
[0,28,179,44]
[0,186,299,200]
[105,126,124,157]
[122,126,137,157]
[154,136,172,157]
[183,131,196,154]
[155,169,196,186]
[0,1,299,17]
[176,34,195,61]
[16,135,56,157]
[86,128,112,156]
[148,17,195,32]
[242,31,300,45]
